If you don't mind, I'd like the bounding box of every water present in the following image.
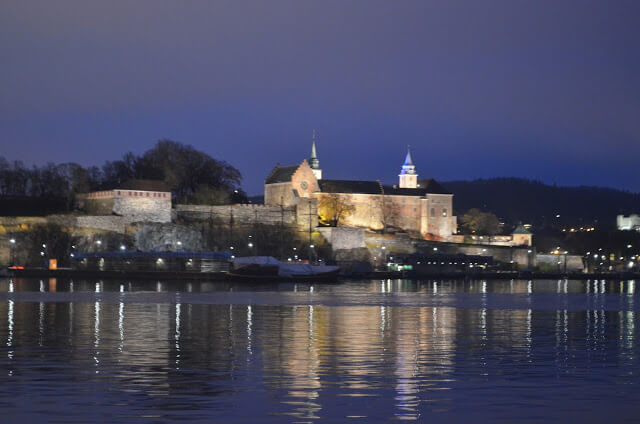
[0,278,638,423]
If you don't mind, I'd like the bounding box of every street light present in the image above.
[9,238,16,266]
[381,246,387,270]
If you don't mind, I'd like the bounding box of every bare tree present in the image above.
[379,194,400,232]
[318,194,355,227]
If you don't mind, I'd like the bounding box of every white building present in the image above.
[617,214,640,231]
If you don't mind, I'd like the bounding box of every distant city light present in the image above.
[9,238,15,244]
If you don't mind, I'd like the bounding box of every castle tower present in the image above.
[309,129,322,180]
[398,147,418,188]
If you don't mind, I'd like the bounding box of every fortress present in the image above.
[265,140,457,240]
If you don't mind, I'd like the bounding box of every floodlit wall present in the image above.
[78,189,172,223]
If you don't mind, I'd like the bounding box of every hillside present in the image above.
[442,178,640,230]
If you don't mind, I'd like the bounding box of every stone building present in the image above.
[511,224,533,246]
[265,143,457,240]
[76,180,172,223]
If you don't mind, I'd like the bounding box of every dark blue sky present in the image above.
[1,1,639,195]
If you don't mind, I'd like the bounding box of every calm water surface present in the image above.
[0,278,638,423]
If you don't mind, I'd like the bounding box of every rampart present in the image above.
[176,198,317,230]
[77,189,171,223]
[175,204,297,226]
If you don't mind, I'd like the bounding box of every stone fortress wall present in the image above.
[77,189,171,223]
[176,204,298,226]
[176,198,317,231]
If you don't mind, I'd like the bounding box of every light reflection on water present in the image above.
[0,278,639,423]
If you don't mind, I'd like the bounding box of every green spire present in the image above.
[310,129,320,169]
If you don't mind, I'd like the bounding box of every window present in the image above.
[430,208,435,217]
[442,208,448,217]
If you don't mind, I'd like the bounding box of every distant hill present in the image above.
[442,178,640,230]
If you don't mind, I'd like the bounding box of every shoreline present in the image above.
[5,268,640,281]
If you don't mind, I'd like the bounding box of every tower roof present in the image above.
[309,129,320,170]
[403,147,414,166]
[400,146,416,175]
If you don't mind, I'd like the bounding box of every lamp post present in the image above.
[9,238,16,266]
[381,246,387,271]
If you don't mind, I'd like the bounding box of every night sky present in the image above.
[1,1,639,195]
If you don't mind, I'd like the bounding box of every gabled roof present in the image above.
[417,179,450,194]
[265,165,299,184]
[382,186,427,196]
[318,179,383,194]
[512,224,532,235]
[318,178,450,196]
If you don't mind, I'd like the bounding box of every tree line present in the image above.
[0,140,247,214]
[444,178,640,231]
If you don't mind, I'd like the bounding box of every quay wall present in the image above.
[536,254,584,272]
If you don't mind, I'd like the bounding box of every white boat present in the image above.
[230,256,340,280]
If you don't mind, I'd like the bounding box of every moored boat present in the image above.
[230,256,340,281]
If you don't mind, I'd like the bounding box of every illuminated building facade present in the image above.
[265,143,457,240]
